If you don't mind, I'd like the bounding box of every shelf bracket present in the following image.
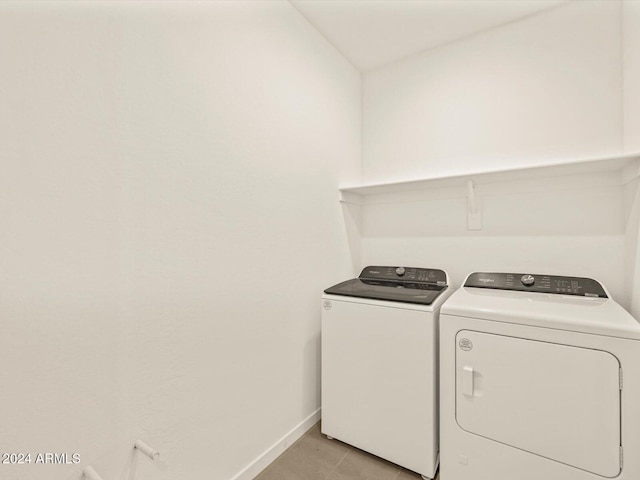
[622,157,640,184]
[467,179,482,230]
[339,190,363,205]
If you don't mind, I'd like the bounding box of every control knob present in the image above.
[395,267,406,276]
[521,274,535,286]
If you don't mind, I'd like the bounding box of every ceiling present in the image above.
[289,0,570,72]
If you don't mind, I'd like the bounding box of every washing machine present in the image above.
[322,265,451,479]
[440,272,640,480]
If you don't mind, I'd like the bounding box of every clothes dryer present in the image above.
[440,272,640,480]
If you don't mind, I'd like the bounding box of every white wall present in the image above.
[0,2,360,479]
[363,0,622,183]
[625,0,640,154]
[361,0,631,306]
[623,0,640,317]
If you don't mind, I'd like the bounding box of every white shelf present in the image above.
[339,152,640,202]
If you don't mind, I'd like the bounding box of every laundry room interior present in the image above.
[1,1,640,480]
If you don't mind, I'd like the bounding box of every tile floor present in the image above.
[254,422,438,480]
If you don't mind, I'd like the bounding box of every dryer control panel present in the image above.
[464,272,608,298]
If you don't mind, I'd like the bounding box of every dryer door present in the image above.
[455,330,621,478]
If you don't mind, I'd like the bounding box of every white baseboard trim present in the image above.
[229,408,321,480]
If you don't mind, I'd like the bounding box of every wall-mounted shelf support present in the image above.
[339,190,362,205]
[339,152,640,199]
[337,153,640,230]
[466,179,482,230]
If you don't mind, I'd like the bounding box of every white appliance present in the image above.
[322,265,451,479]
[440,272,640,480]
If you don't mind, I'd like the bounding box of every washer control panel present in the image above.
[520,274,535,286]
[464,272,608,298]
[360,266,447,285]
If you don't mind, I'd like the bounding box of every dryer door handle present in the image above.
[462,366,474,397]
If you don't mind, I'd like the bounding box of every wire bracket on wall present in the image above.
[81,440,160,480]
[135,439,160,461]
[83,466,105,480]
[467,179,482,230]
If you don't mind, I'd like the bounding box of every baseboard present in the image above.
[229,408,321,480]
